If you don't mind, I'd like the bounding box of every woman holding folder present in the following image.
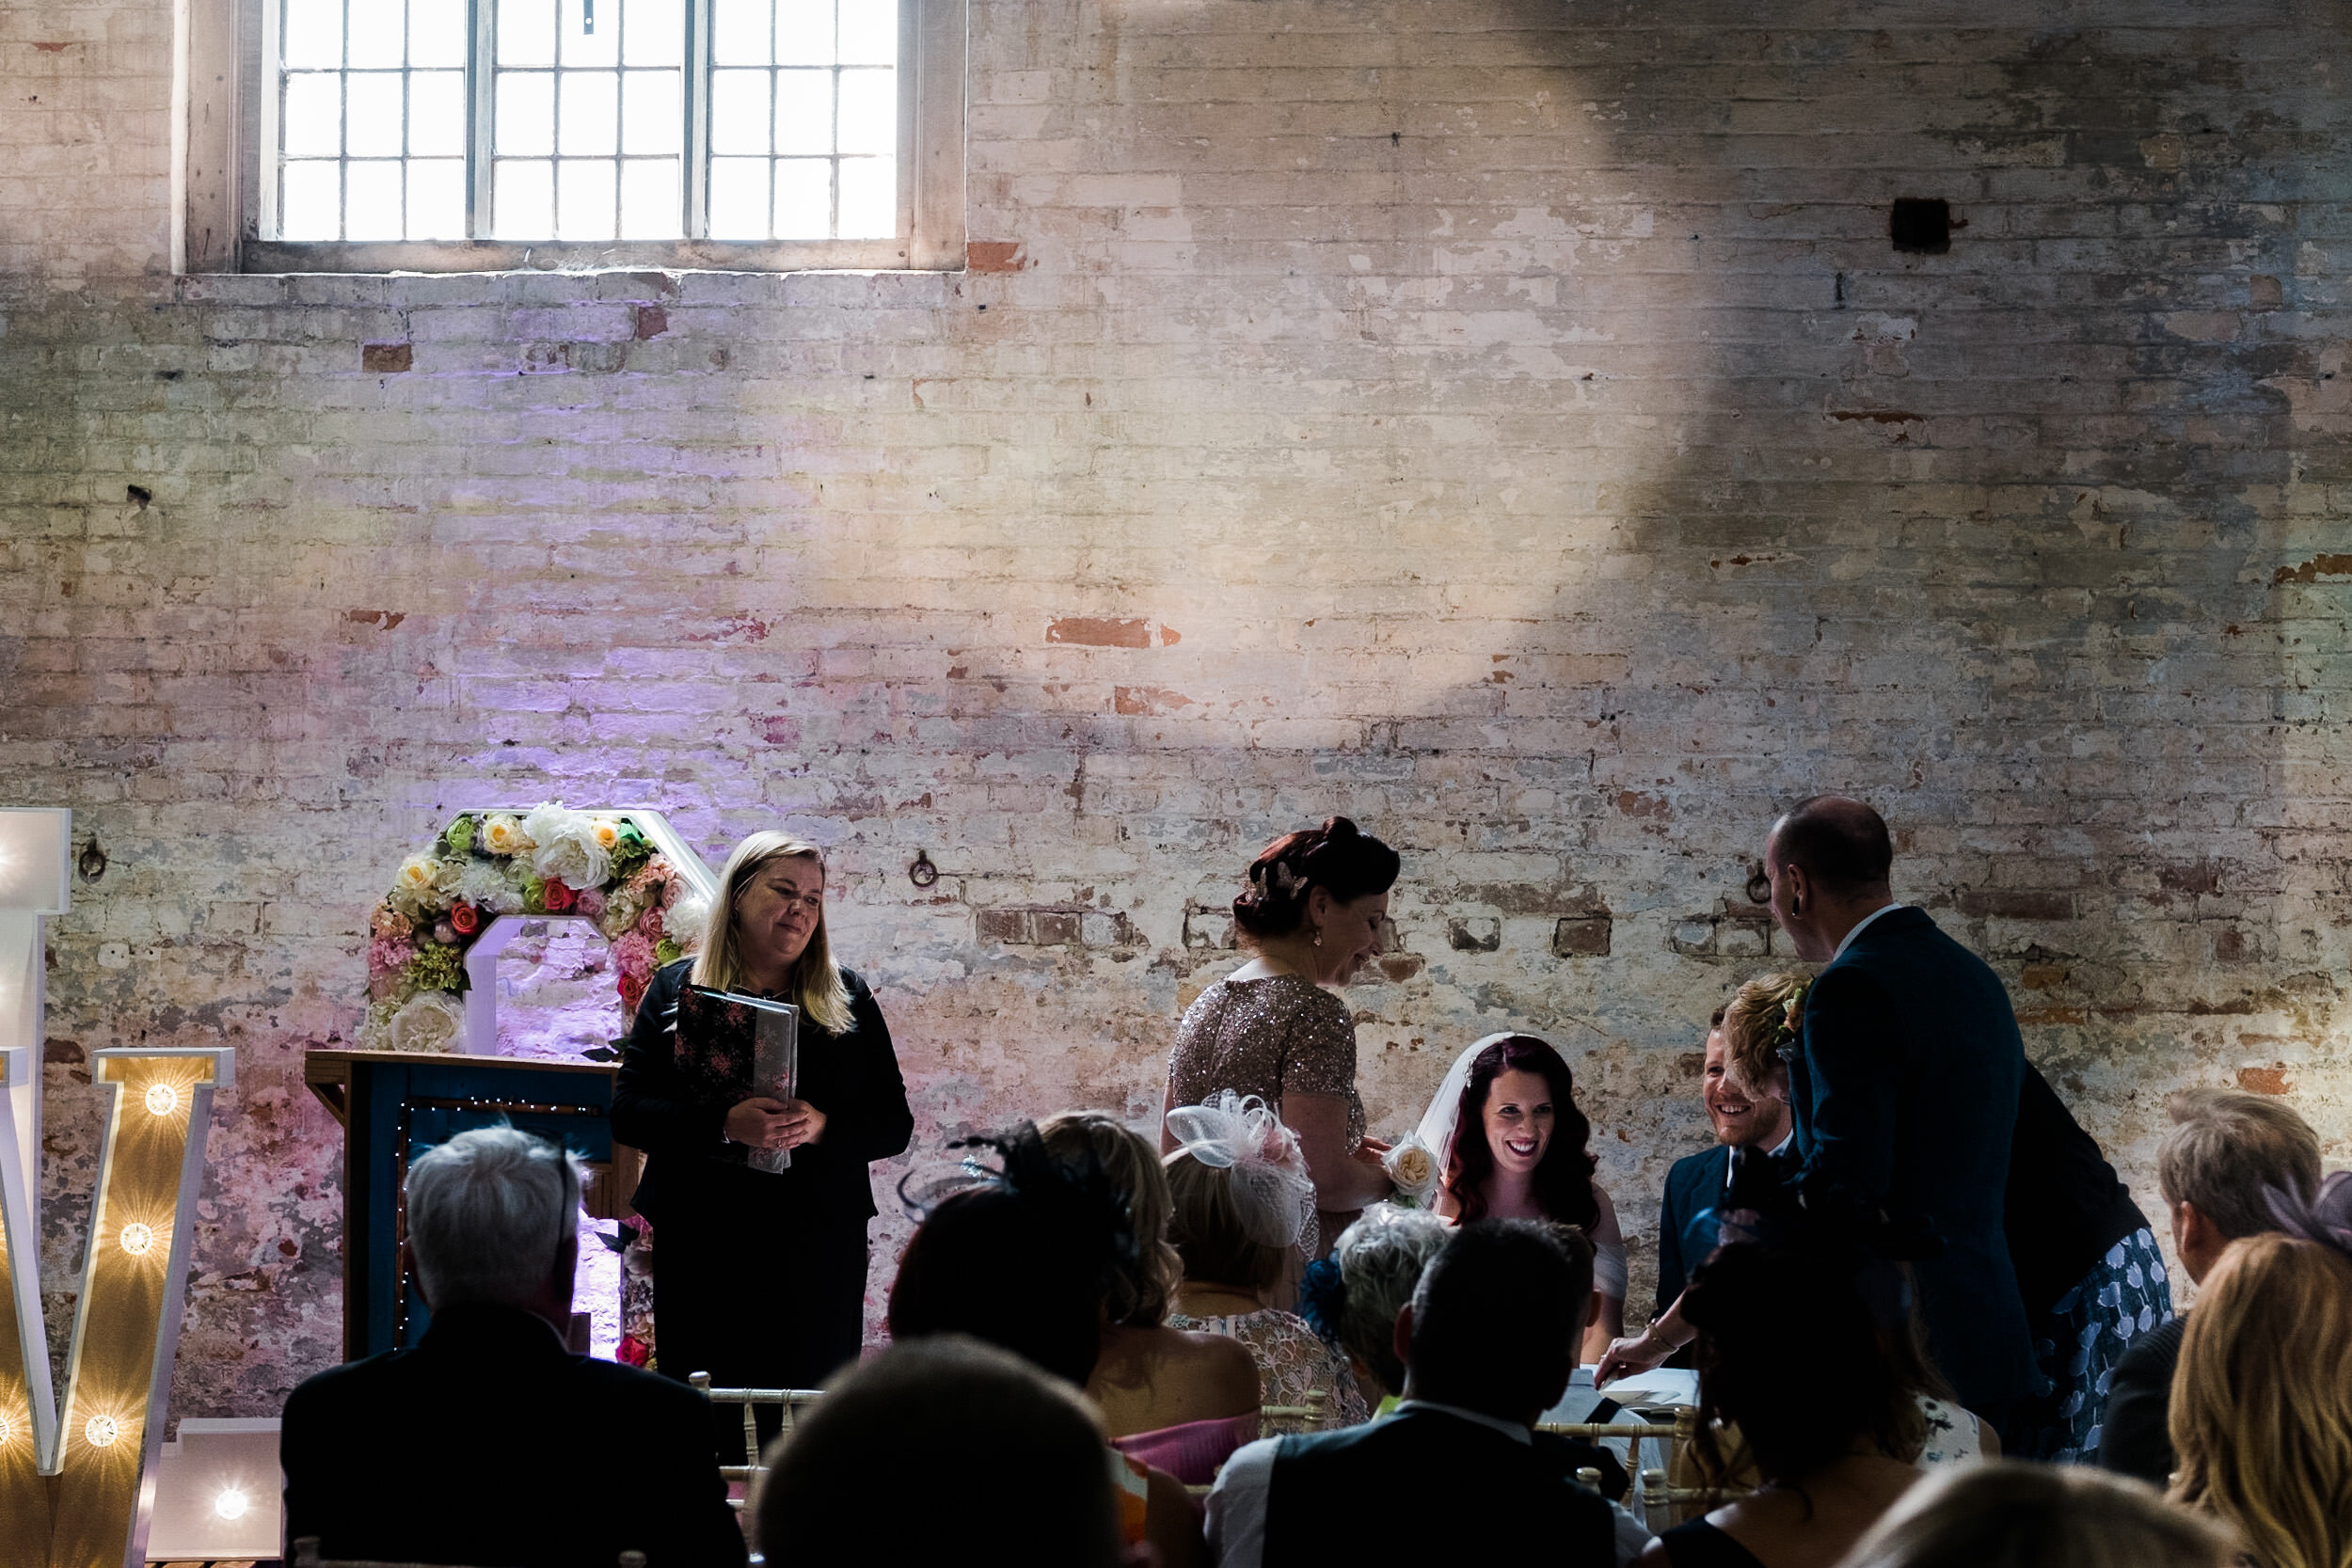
[614,832,914,1457]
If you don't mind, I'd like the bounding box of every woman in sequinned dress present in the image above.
[1161,816,1402,1251]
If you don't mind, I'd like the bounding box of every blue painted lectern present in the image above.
[304,1050,637,1359]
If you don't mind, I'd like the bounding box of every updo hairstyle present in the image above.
[1164,1150,1288,1293]
[1037,1110,1183,1328]
[1722,972,1809,1095]
[1231,816,1401,942]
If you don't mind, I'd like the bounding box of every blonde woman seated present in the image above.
[2168,1180,2352,1568]
[1037,1110,1263,1485]
[1416,1033,1628,1362]
[1164,1092,1372,1429]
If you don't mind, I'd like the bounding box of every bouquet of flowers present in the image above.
[358,801,700,1052]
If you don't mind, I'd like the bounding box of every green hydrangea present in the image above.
[607,826,654,882]
[404,941,469,995]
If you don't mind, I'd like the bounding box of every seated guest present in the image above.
[1639,1242,1922,1568]
[1207,1219,1619,1568]
[1039,1110,1263,1481]
[754,1336,1138,1568]
[1655,999,1792,1348]
[1420,1033,1629,1360]
[887,1124,1203,1568]
[2168,1222,2352,1568]
[1839,1463,2234,1568]
[1164,1093,1371,1426]
[2095,1087,2322,1485]
[281,1127,745,1568]
[1302,1202,1453,1413]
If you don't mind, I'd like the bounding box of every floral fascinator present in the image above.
[2266,1169,2352,1263]
[1165,1091,1320,1256]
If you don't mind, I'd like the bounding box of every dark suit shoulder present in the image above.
[1668,1145,1728,1189]
[2115,1315,2185,1379]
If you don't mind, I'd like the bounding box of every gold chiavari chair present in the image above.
[1535,1403,1705,1529]
[689,1371,827,1507]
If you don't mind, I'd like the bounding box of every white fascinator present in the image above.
[1165,1090,1320,1256]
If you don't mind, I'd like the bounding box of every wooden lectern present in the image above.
[304,1050,643,1359]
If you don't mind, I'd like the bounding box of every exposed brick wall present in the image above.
[2,0,2348,1418]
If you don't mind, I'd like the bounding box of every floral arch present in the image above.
[362,803,720,1055]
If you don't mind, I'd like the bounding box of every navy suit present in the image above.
[1655,1143,1731,1321]
[1787,906,2038,1410]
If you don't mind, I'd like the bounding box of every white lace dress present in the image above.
[1165,1307,1371,1429]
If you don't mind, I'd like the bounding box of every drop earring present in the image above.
[1312,927,1324,947]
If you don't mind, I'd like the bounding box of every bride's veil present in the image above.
[1412,1032,1517,1181]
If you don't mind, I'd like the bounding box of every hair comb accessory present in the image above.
[1164,1090,1319,1254]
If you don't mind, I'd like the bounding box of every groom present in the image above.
[1602,797,2038,1425]
[1759,796,2037,1419]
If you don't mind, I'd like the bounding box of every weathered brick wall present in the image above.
[3,0,2347,1418]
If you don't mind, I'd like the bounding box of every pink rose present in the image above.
[450,901,482,936]
[659,869,686,909]
[640,906,665,942]
[573,887,606,919]
[612,929,656,981]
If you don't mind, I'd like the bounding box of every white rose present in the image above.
[389,852,458,916]
[1384,1134,1439,1205]
[667,891,712,952]
[523,801,611,889]
[388,990,467,1053]
[479,812,534,857]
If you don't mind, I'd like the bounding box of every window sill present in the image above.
[239,235,959,275]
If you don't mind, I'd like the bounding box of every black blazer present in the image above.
[1263,1407,1616,1565]
[281,1304,747,1568]
[2004,1063,2151,1315]
[1656,1144,1731,1320]
[612,959,914,1237]
[2095,1314,2185,1487]
[1787,906,2038,1409]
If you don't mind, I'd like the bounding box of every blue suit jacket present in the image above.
[1788,906,2038,1409]
[1656,1143,1730,1320]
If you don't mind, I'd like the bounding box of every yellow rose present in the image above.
[480,813,532,856]
[588,816,625,851]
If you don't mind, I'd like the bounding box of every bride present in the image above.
[1416,1033,1628,1363]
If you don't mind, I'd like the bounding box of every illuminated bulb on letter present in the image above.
[119,1222,154,1256]
[215,1488,249,1520]
[85,1414,119,1448]
[0,1413,12,1446]
[144,1083,179,1117]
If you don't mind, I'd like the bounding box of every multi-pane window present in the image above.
[268,0,901,245]
[707,0,898,240]
[492,0,688,241]
[278,0,470,240]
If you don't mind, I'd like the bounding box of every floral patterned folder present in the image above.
[675,984,801,1172]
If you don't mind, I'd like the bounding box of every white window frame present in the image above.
[178,0,965,273]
